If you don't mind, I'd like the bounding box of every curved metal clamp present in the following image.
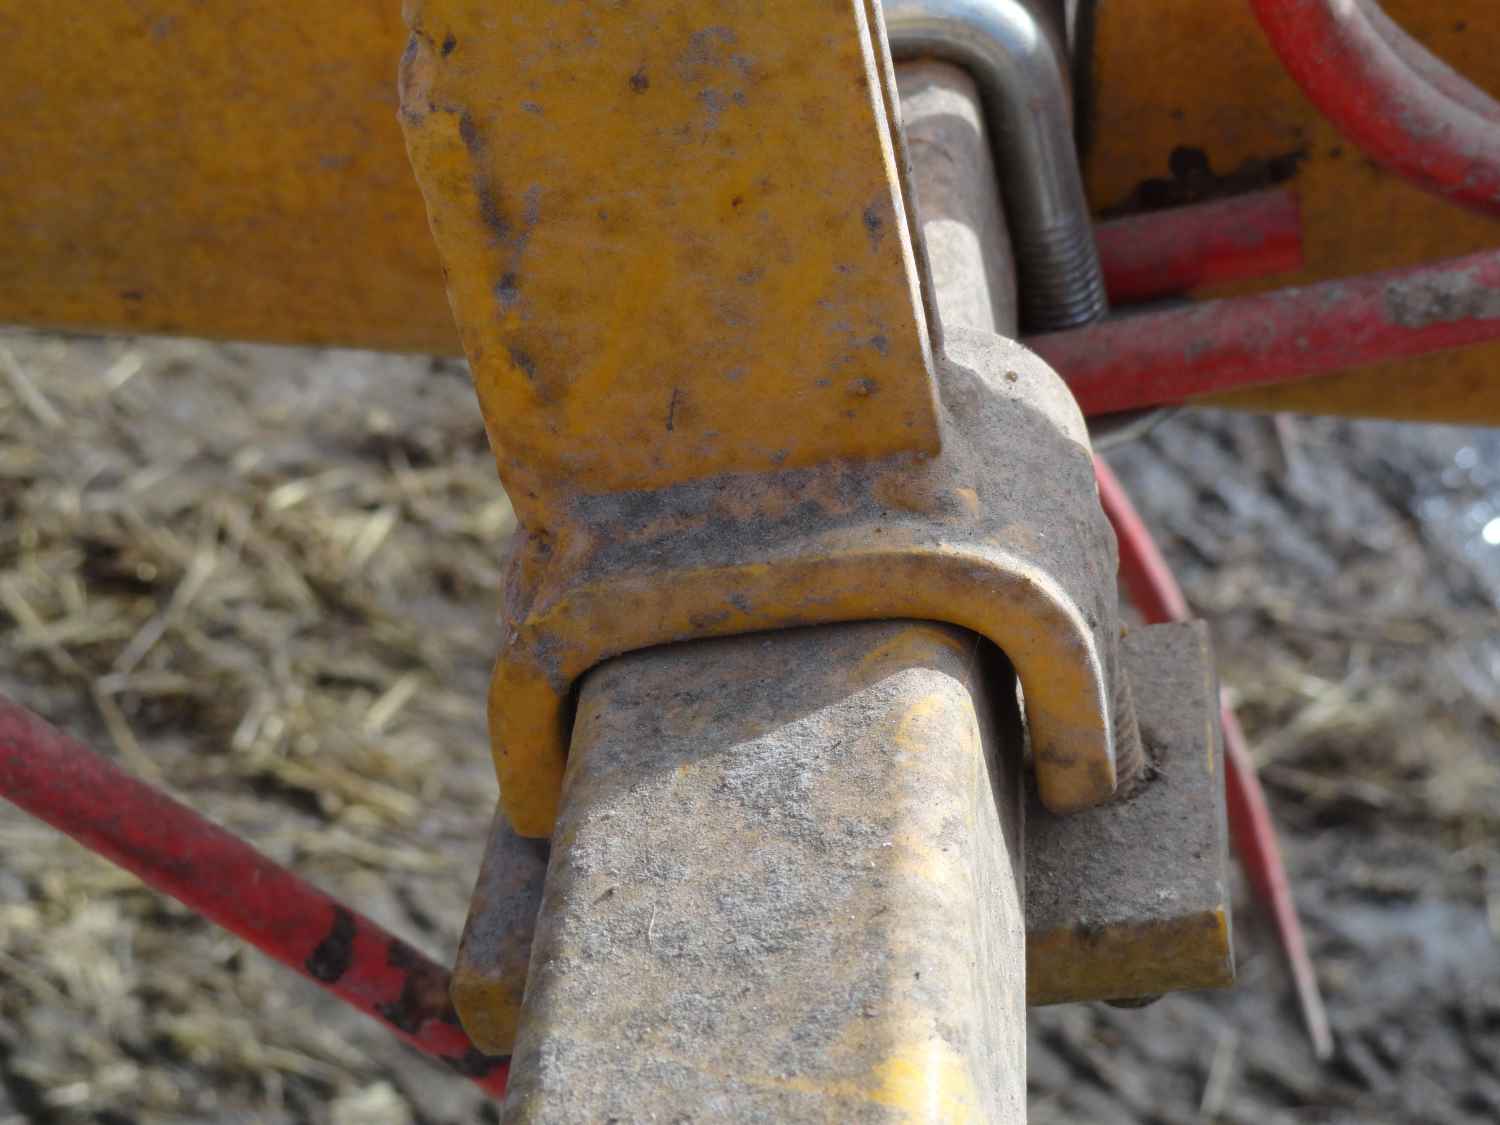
[490,326,1139,837]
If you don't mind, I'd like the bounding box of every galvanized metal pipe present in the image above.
[885,0,1108,331]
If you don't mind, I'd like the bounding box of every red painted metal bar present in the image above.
[1032,246,1500,416]
[0,694,510,1098]
[1250,0,1500,215]
[1095,189,1304,306]
[1095,459,1333,1061]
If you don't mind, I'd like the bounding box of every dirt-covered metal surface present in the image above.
[1026,621,1233,1007]
[504,622,1025,1121]
[486,323,1133,836]
[1,328,1498,1122]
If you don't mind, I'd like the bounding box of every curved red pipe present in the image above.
[1250,0,1500,215]
[1359,1,1500,127]
[0,696,509,1098]
[1095,460,1333,1061]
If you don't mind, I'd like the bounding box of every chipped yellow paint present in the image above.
[1087,0,1500,424]
[1028,906,1233,1007]
[872,1039,984,1123]
[893,694,961,755]
[399,0,938,526]
[854,625,977,684]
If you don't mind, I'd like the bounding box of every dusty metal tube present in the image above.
[885,0,1107,331]
[1027,245,1500,416]
[897,60,1019,337]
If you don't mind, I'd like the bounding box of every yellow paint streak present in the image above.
[871,1039,983,1122]
[1028,907,1234,1006]
[893,694,949,753]
[490,1028,982,1119]
[854,627,974,686]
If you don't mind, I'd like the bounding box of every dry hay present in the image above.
[0,329,511,1123]
[4,324,1500,1123]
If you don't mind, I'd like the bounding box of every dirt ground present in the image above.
[1,329,1497,1124]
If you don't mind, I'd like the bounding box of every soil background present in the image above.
[1,330,1497,1124]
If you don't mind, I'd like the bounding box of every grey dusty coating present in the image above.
[501,622,1027,1123]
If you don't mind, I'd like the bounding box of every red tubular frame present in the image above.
[0,695,509,1099]
[1031,246,1500,416]
[1095,189,1304,306]
[1250,0,1500,215]
[1095,460,1333,1061]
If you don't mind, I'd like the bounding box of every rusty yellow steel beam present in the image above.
[1085,0,1500,424]
[0,2,458,354]
[6,0,1500,428]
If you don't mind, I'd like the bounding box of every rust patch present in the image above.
[305,906,356,983]
[377,940,458,1033]
[443,1046,510,1078]
[1106,145,1306,216]
[507,346,536,380]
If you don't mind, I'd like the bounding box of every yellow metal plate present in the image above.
[399,0,937,519]
[0,2,458,354]
[1086,0,1500,424]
